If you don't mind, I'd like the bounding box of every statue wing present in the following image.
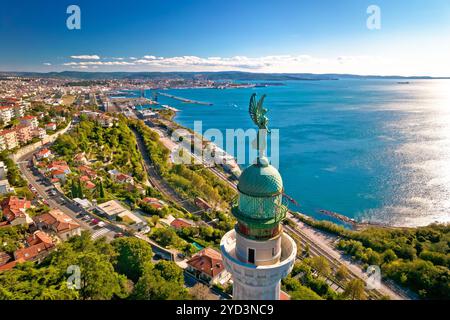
[249,93,259,125]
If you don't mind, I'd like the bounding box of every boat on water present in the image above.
[397,81,410,84]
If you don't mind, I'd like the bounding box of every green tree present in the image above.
[290,285,323,300]
[111,237,153,282]
[97,179,105,199]
[76,178,83,198]
[309,256,331,278]
[335,265,349,282]
[132,262,190,300]
[343,279,366,300]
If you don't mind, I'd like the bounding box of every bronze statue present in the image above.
[249,93,270,163]
[249,93,270,133]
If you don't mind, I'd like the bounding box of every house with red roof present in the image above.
[33,209,81,241]
[45,122,57,131]
[170,218,196,230]
[141,197,167,210]
[78,165,97,179]
[1,196,33,226]
[13,230,55,263]
[186,248,231,285]
[85,181,96,190]
[20,115,38,129]
[47,160,71,183]
[34,148,52,161]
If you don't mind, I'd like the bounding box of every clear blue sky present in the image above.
[1,0,450,75]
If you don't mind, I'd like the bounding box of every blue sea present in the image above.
[143,80,450,227]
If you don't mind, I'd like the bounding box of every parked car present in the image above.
[91,218,99,225]
[97,221,106,228]
[114,232,124,238]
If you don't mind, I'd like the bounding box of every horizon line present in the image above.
[1,69,450,79]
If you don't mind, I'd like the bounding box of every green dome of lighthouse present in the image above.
[237,157,283,197]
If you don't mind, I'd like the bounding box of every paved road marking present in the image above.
[91,228,109,240]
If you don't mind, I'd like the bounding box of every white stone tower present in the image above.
[220,94,296,300]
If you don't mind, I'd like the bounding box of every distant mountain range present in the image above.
[1,70,448,80]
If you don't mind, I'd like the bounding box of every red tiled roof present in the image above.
[36,148,51,156]
[21,115,36,120]
[14,242,54,261]
[26,230,54,246]
[170,218,194,229]
[33,209,80,234]
[0,258,25,271]
[280,290,291,300]
[187,248,224,278]
[1,196,31,222]
[116,173,132,181]
[85,181,96,189]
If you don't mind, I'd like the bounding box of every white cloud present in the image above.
[71,65,89,69]
[64,61,134,66]
[61,54,443,75]
[70,55,101,60]
[43,62,52,66]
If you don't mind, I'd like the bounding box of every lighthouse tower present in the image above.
[220,94,296,300]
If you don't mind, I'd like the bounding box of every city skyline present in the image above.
[1,0,450,76]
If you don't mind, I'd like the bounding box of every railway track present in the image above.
[132,127,198,213]
[284,222,401,300]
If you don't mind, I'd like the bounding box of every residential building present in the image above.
[0,106,14,125]
[15,125,33,144]
[141,197,167,210]
[33,209,81,241]
[34,148,52,161]
[0,128,19,150]
[45,122,57,131]
[20,115,38,129]
[33,127,47,139]
[13,230,55,263]
[170,218,196,230]
[186,248,231,285]
[0,179,13,195]
[1,196,33,226]
[108,169,134,185]
[195,197,212,212]
[0,161,7,180]
[96,200,147,231]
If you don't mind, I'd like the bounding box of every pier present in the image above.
[158,92,213,106]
